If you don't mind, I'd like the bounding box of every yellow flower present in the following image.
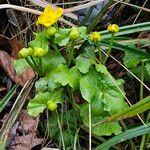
[33,48,47,57]
[36,6,63,27]
[18,47,33,58]
[90,31,101,42]
[107,24,119,33]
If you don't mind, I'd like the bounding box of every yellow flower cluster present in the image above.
[36,6,63,27]
[19,47,47,58]
[90,31,101,42]
[107,24,119,33]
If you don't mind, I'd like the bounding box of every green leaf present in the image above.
[42,51,66,73]
[46,73,61,92]
[95,64,108,75]
[129,66,150,82]
[13,59,30,75]
[78,26,87,39]
[94,122,150,150]
[27,89,63,117]
[80,69,127,114]
[76,46,95,74]
[54,28,70,46]
[52,64,81,90]
[123,51,142,68]
[35,78,48,92]
[80,102,122,136]
[79,69,127,136]
[29,32,49,51]
[145,62,150,76]
[94,96,150,126]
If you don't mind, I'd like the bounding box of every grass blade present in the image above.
[0,79,35,150]
[94,122,150,150]
[101,40,150,57]
[0,84,18,112]
[93,96,150,126]
[101,22,150,39]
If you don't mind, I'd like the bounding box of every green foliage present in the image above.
[54,26,87,46]
[94,122,150,150]
[42,50,66,73]
[29,32,49,51]
[54,28,70,46]
[48,110,76,148]
[13,58,30,75]
[14,20,150,149]
[0,84,18,112]
[79,67,128,136]
[76,46,95,74]
[123,51,142,68]
[27,89,63,117]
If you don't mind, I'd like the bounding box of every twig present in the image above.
[113,0,150,13]
[133,0,148,24]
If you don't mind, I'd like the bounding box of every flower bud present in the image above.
[47,101,57,111]
[18,47,33,58]
[33,48,47,57]
[107,24,119,33]
[90,31,101,42]
[46,26,57,36]
[69,27,79,40]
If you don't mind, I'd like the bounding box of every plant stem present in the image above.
[56,110,66,150]
[73,128,80,150]
[68,42,75,66]
[103,33,114,65]
[140,61,144,101]
[39,58,46,77]
[89,103,92,150]
[97,45,102,63]
[30,56,45,77]
[25,57,38,72]
[139,61,146,150]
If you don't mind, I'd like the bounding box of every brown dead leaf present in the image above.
[11,133,43,150]
[0,50,35,86]
[9,37,24,59]
[18,110,36,133]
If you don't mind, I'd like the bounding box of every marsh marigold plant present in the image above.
[36,6,63,27]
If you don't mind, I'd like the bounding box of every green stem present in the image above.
[97,45,102,63]
[140,61,144,101]
[30,56,45,77]
[68,42,75,66]
[73,128,80,150]
[39,58,46,77]
[56,110,66,150]
[103,33,114,64]
[139,61,146,150]
[89,103,92,150]
[25,57,38,72]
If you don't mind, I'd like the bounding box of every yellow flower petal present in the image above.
[36,6,63,27]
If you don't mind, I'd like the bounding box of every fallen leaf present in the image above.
[11,133,43,150]
[18,110,36,133]
[0,50,35,86]
[9,37,24,59]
